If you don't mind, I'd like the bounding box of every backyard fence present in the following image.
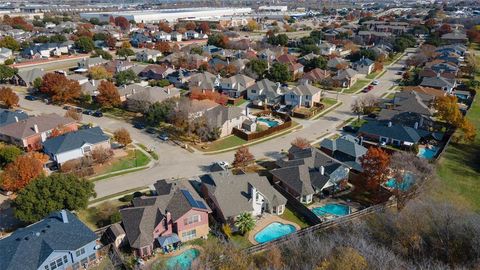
[232,111,292,141]
[244,200,396,254]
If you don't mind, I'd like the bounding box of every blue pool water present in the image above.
[312,204,350,217]
[385,173,415,191]
[417,146,439,160]
[165,249,200,270]
[455,94,468,100]
[254,222,296,243]
[257,117,279,127]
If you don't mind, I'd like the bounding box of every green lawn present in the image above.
[343,79,370,94]
[77,200,127,230]
[230,233,253,248]
[366,69,386,80]
[350,119,367,128]
[100,149,150,174]
[436,77,480,210]
[137,143,159,160]
[322,97,337,107]
[281,206,310,228]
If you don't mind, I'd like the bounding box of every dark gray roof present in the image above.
[201,171,287,219]
[43,126,109,155]
[0,210,97,270]
[320,135,367,161]
[0,109,28,127]
[16,68,45,85]
[358,121,424,143]
[420,76,455,89]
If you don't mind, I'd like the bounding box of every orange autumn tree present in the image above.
[0,86,19,108]
[96,81,121,108]
[291,137,310,149]
[1,152,48,192]
[190,89,228,105]
[39,73,81,104]
[155,41,171,53]
[360,147,390,192]
[233,146,255,169]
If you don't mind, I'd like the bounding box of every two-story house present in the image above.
[284,83,322,108]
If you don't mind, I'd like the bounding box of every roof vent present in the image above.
[60,209,69,223]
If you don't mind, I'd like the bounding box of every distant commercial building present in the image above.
[80,7,252,23]
[258,6,288,12]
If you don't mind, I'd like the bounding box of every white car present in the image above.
[372,80,379,85]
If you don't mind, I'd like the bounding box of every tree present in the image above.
[39,73,81,104]
[1,152,47,192]
[74,36,95,53]
[64,109,82,121]
[267,62,292,83]
[158,22,172,33]
[246,59,268,79]
[291,137,310,149]
[114,69,139,86]
[351,94,377,120]
[438,23,452,35]
[246,20,258,31]
[91,49,113,60]
[154,41,171,53]
[0,64,17,82]
[88,66,112,80]
[458,119,476,143]
[105,35,117,49]
[0,36,20,51]
[373,61,383,72]
[0,87,18,108]
[434,95,463,127]
[114,16,130,30]
[360,147,390,192]
[113,128,132,146]
[318,247,368,270]
[146,99,176,125]
[13,173,95,223]
[117,47,134,60]
[198,22,210,34]
[92,147,113,164]
[96,81,121,108]
[32,77,42,90]
[234,212,256,235]
[0,145,22,167]
[267,33,289,46]
[185,21,196,30]
[306,56,327,71]
[207,33,229,48]
[233,146,255,169]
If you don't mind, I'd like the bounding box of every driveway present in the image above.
[13,49,413,199]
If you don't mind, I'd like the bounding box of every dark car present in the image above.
[158,133,169,141]
[93,111,103,117]
[367,113,378,118]
[342,125,359,133]
[396,71,403,75]
[134,123,146,129]
[83,110,94,115]
[25,95,38,101]
[75,108,83,113]
[63,105,72,110]
[146,127,157,134]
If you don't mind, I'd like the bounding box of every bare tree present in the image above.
[351,94,378,120]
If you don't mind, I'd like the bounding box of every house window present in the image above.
[63,255,68,263]
[182,229,197,240]
[44,265,49,270]
[184,214,200,225]
[305,95,310,100]
[76,248,85,257]
[83,145,91,153]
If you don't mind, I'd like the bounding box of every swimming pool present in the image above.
[165,248,200,270]
[254,222,296,244]
[417,146,439,160]
[312,204,350,217]
[257,117,279,127]
[385,173,415,191]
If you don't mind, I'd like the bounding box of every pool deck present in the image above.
[247,214,301,245]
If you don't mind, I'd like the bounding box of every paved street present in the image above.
[14,49,413,199]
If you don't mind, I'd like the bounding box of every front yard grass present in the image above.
[98,149,150,175]
[366,69,385,80]
[343,79,370,94]
[281,206,310,228]
[350,119,367,128]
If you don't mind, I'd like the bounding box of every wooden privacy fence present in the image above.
[233,111,292,141]
[244,200,396,254]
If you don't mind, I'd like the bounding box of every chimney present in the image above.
[414,122,419,129]
[388,121,392,127]
[276,82,282,94]
[166,88,170,94]
[320,166,325,175]
[91,80,95,86]
[14,116,18,122]
[358,136,363,146]
[34,124,39,133]
[60,210,68,223]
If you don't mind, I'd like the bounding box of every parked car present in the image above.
[372,80,379,85]
[367,113,378,118]
[396,71,403,75]
[361,87,371,93]
[146,127,157,134]
[93,111,103,117]
[342,125,359,133]
[83,110,94,115]
[158,133,169,141]
[25,95,38,101]
[63,105,72,110]
[75,107,83,113]
[43,98,52,104]
[134,122,146,129]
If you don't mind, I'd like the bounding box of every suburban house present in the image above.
[219,74,255,98]
[120,180,211,257]
[139,65,175,81]
[320,135,367,172]
[0,113,78,151]
[204,105,248,138]
[126,87,181,113]
[440,30,468,44]
[170,31,183,42]
[301,68,330,84]
[136,49,162,62]
[246,78,286,106]
[258,48,277,62]
[0,210,99,270]
[76,57,109,71]
[352,57,375,75]
[332,68,359,88]
[0,109,28,127]
[318,42,337,55]
[272,146,350,201]
[188,72,220,92]
[117,84,147,102]
[21,42,70,59]
[327,57,349,70]
[284,83,323,108]
[154,31,172,42]
[419,76,456,94]
[200,171,287,224]
[103,60,135,74]
[166,69,193,87]
[42,126,110,165]
[12,68,45,87]
[0,47,12,64]
[401,86,446,99]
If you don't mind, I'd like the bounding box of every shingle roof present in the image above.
[420,76,455,89]
[0,109,28,127]
[16,68,45,85]
[43,126,109,155]
[0,210,97,270]
[358,121,424,143]
[205,105,244,128]
[320,134,367,160]
[0,113,75,139]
